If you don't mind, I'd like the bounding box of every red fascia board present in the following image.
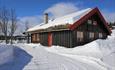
[69,7,111,35]
[69,8,96,30]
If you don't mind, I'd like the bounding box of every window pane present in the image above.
[93,21,97,25]
[87,20,92,24]
[77,31,83,41]
[99,33,102,38]
[89,32,94,38]
[37,34,39,41]
[32,34,36,41]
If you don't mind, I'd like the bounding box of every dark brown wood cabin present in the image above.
[28,8,111,48]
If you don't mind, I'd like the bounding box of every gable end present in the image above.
[69,7,111,35]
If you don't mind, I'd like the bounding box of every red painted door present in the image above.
[48,33,52,47]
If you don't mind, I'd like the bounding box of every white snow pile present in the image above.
[45,30,115,70]
[0,45,14,65]
[0,30,115,70]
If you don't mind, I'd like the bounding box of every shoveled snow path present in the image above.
[19,44,107,70]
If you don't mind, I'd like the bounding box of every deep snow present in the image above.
[0,30,115,70]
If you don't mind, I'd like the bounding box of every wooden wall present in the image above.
[37,30,72,48]
[72,14,108,47]
[52,30,72,48]
[39,32,48,46]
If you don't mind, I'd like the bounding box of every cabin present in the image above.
[27,7,111,48]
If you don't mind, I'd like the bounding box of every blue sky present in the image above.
[0,0,115,17]
[0,0,115,34]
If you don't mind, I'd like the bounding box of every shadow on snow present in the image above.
[0,46,33,70]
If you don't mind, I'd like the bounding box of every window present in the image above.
[93,21,97,25]
[32,33,39,42]
[36,34,40,41]
[99,33,103,38]
[77,31,83,42]
[32,34,36,41]
[87,20,92,24]
[89,32,94,39]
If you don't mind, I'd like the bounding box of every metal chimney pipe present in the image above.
[44,13,48,24]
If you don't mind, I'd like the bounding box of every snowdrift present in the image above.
[0,29,114,70]
[45,29,115,70]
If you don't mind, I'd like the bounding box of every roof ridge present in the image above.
[53,8,92,21]
[27,8,92,32]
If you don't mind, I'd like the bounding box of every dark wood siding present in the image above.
[72,14,108,47]
[38,30,72,48]
[52,30,72,48]
[39,32,48,46]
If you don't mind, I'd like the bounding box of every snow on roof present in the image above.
[27,8,92,32]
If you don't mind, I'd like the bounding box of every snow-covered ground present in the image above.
[0,30,115,70]
[0,45,14,65]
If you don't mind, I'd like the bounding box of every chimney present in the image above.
[44,13,48,24]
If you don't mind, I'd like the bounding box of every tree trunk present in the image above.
[5,34,8,44]
[10,34,13,44]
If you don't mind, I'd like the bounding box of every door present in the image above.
[48,32,52,47]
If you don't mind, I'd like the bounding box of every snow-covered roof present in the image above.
[27,8,92,32]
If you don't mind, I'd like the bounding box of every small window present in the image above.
[77,31,83,41]
[87,20,92,24]
[99,33,103,38]
[32,33,39,42]
[36,34,39,41]
[93,21,97,25]
[32,34,36,41]
[89,32,94,39]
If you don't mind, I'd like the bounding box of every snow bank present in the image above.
[0,45,14,65]
[0,30,114,70]
[45,41,103,58]
[45,29,115,70]
[15,44,107,70]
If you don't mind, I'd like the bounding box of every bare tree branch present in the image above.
[0,7,9,44]
[0,7,17,44]
[9,9,17,44]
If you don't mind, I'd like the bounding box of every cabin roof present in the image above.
[27,7,111,34]
[27,8,92,32]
